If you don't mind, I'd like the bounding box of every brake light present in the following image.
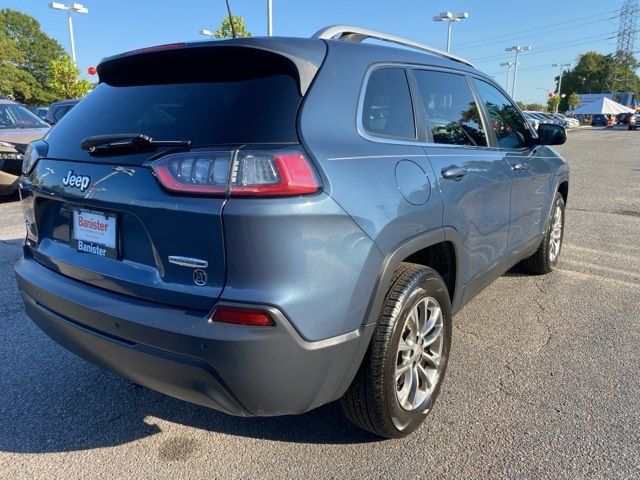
[211,306,274,326]
[152,148,320,197]
[152,151,231,195]
[230,151,320,197]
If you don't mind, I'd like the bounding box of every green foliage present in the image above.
[567,92,580,110]
[1,8,67,104]
[558,51,640,111]
[524,102,546,112]
[49,55,92,99]
[547,95,560,113]
[515,101,526,110]
[215,16,251,38]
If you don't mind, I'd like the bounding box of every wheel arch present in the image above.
[362,227,464,329]
[558,179,569,205]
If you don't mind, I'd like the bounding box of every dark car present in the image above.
[618,112,634,125]
[591,114,608,126]
[32,107,49,120]
[15,26,569,438]
[44,99,80,125]
[0,99,50,196]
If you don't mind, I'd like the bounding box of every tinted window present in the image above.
[472,79,531,148]
[53,106,69,121]
[362,68,415,139]
[413,70,486,147]
[47,75,301,146]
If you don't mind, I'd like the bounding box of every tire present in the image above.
[520,192,565,274]
[341,263,452,438]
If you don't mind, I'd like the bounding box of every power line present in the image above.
[455,8,622,48]
[604,0,639,92]
[471,32,617,63]
[457,17,618,51]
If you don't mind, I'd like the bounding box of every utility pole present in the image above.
[267,0,273,36]
[500,61,515,93]
[603,0,638,94]
[433,12,469,52]
[505,45,531,99]
[552,63,572,113]
[49,2,88,65]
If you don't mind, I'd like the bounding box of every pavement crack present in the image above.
[453,322,479,339]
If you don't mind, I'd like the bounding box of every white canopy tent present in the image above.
[573,97,635,115]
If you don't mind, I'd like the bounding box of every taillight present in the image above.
[211,306,274,326]
[230,150,320,197]
[152,151,232,195]
[152,148,320,197]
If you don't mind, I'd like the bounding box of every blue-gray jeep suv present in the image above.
[14,26,569,438]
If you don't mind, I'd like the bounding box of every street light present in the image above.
[199,29,215,38]
[49,2,88,65]
[433,11,469,53]
[267,0,273,36]
[552,63,572,113]
[500,61,515,93]
[505,45,531,99]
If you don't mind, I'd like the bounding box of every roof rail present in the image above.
[312,25,474,68]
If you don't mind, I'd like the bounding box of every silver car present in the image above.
[0,99,50,196]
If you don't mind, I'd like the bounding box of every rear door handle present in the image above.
[512,162,527,171]
[441,166,468,180]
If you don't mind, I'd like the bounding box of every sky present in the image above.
[4,0,633,104]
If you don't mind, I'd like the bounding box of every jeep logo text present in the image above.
[62,171,91,192]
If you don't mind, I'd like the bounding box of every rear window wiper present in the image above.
[80,134,190,154]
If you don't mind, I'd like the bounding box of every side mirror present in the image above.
[536,123,566,146]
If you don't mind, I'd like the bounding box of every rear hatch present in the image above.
[21,40,326,311]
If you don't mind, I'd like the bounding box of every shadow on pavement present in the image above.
[0,192,19,204]
[0,235,379,453]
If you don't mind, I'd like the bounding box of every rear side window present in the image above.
[361,68,415,139]
[46,48,302,147]
[472,79,532,149]
[53,106,68,121]
[413,70,487,147]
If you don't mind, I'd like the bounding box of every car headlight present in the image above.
[22,143,42,175]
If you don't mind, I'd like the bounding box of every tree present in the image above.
[0,28,33,100]
[547,95,560,113]
[524,102,546,112]
[49,55,92,99]
[215,16,251,38]
[567,92,580,111]
[0,9,67,104]
[558,50,640,111]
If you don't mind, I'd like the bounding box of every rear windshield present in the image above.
[47,47,302,147]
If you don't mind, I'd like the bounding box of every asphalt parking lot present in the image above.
[0,128,638,479]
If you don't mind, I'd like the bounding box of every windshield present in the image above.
[0,103,49,129]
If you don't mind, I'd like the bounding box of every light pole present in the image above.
[267,0,273,36]
[505,45,531,99]
[49,2,88,65]
[552,63,572,113]
[500,61,515,93]
[432,11,469,52]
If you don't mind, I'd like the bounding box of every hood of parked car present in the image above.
[0,127,49,151]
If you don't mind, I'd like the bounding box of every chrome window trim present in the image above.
[357,64,418,143]
[468,74,539,148]
[356,62,504,152]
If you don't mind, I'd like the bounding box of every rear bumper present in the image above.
[15,252,374,416]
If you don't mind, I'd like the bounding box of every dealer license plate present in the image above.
[71,209,118,259]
